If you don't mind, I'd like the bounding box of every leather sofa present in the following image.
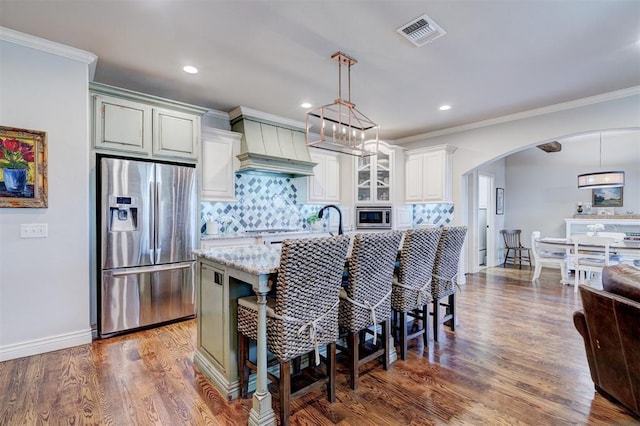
[573,264,640,417]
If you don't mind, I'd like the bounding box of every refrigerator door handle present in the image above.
[109,262,193,277]
[152,169,158,264]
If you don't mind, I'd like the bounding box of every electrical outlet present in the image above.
[20,223,48,238]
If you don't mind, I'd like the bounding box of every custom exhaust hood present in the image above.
[229,106,317,177]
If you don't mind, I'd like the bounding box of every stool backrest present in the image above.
[341,231,403,331]
[346,231,403,301]
[396,227,443,288]
[432,226,468,297]
[276,235,350,318]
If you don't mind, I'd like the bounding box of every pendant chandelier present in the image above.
[305,52,378,157]
[577,133,624,189]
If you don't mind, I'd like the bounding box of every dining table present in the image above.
[538,236,640,265]
[539,236,640,254]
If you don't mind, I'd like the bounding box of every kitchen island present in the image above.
[194,244,280,426]
[194,234,402,426]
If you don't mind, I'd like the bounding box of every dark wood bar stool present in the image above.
[236,235,350,426]
[337,231,403,389]
[391,227,443,360]
[431,226,467,341]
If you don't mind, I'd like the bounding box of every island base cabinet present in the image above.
[195,259,253,400]
[199,263,226,369]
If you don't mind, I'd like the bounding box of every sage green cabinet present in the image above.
[93,94,152,155]
[91,82,206,162]
[199,262,227,370]
[152,107,201,160]
[195,258,253,399]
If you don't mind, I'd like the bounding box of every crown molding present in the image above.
[396,86,640,144]
[0,26,97,65]
[229,106,306,130]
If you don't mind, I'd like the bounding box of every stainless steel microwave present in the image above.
[356,206,392,229]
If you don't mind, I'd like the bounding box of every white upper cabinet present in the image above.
[91,82,206,162]
[309,150,340,203]
[405,145,456,203]
[201,128,242,202]
[299,149,340,204]
[355,141,403,204]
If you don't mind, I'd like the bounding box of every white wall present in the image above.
[400,88,640,273]
[505,130,639,242]
[0,29,96,361]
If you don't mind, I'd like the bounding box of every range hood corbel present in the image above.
[229,107,317,177]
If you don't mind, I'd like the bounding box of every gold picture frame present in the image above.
[592,187,623,208]
[0,126,48,208]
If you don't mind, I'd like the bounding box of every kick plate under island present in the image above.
[194,245,281,426]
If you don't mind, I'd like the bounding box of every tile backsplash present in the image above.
[200,174,322,233]
[413,203,454,227]
[200,174,454,234]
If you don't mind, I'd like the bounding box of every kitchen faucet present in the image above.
[317,204,343,235]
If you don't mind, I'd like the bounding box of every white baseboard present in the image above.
[0,329,92,362]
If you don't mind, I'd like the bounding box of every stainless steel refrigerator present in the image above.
[98,156,198,338]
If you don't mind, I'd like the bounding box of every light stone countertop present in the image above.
[195,230,409,275]
[194,244,282,275]
[200,229,326,241]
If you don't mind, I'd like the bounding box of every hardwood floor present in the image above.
[1,267,637,425]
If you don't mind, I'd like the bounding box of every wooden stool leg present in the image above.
[327,342,336,403]
[433,299,440,342]
[450,293,457,331]
[348,331,359,390]
[382,319,390,370]
[280,360,291,426]
[399,312,408,360]
[422,304,429,345]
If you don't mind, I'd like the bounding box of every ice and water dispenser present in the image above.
[108,195,138,232]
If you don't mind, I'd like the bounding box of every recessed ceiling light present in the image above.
[183,65,198,74]
[439,105,451,111]
[301,102,312,109]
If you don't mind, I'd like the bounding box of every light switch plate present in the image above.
[20,223,48,238]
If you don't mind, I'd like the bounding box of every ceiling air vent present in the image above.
[397,14,446,47]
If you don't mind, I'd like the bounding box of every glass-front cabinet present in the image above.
[356,143,392,204]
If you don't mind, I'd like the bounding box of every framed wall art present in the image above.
[496,187,504,215]
[0,126,48,208]
[592,187,623,208]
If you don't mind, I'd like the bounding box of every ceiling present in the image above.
[1,0,639,141]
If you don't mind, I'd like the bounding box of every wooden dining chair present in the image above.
[501,229,532,268]
[338,231,403,389]
[236,235,350,426]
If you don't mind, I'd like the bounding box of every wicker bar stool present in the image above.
[236,235,349,426]
[338,231,403,390]
[391,227,443,361]
[431,226,467,342]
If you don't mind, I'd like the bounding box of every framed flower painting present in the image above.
[0,126,48,208]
